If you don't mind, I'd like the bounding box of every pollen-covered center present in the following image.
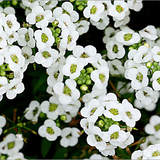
[28,0,36,3]
[126,111,132,119]
[112,44,119,53]
[136,72,143,82]
[9,34,14,39]
[95,135,103,142]
[157,52,160,55]
[42,51,51,59]
[36,15,44,22]
[99,73,106,83]
[63,10,70,16]
[6,20,13,28]
[154,123,160,131]
[70,64,77,74]
[109,108,119,115]
[46,127,54,135]
[80,53,89,58]
[49,103,58,112]
[90,107,97,115]
[124,33,132,41]
[152,150,160,157]
[157,77,160,84]
[67,35,72,44]
[90,5,97,14]
[7,141,15,149]
[25,33,30,42]
[41,33,48,43]
[11,55,19,64]
[110,132,119,139]
[63,85,71,96]
[116,5,124,13]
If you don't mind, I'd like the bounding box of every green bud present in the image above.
[56,122,61,127]
[98,120,104,127]
[12,0,18,5]
[146,61,152,69]
[78,5,84,11]
[55,37,61,44]
[104,124,109,130]
[86,75,90,79]
[129,46,134,51]
[80,84,88,91]
[75,1,81,5]
[55,28,61,34]
[86,79,91,85]
[0,156,6,160]
[114,121,119,126]
[60,115,67,121]
[77,79,82,85]
[0,71,5,76]
[52,20,59,27]
[39,112,46,118]
[152,67,157,73]
[81,69,86,74]
[70,0,75,2]
[153,61,159,67]
[87,67,93,73]
[83,73,87,77]
[23,122,26,127]
[17,123,23,127]
[82,79,86,84]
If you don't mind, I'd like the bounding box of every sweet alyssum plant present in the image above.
[0,0,160,159]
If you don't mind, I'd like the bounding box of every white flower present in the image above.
[139,25,158,40]
[126,66,149,90]
[122,99,141,127]
[83,1,105,22]
[91,66,109,89]
[3,14,20,34]
[0,133,24,156]
[26,5,52,28]
[62,55,85,79]
[15,134,23,141]
[104,101,124,121]
[143,144,160,159]
[38,119,61,141]
[80,98,104,123]
[0,76,8,96]
[80,118,94,134]
[108,0,129,21]
[22,0,39,9]
[127,0,143,12]
[150,45,160,62]
[24,100,41,123]
[106,40,125,59]
[85,153,110,160]
[115,26,140,46]
[145,115,160,139]
[60,127,80,147]
[7,31,19,45]
[34,28,55,50]
[53,79,80,105]
[18,27,35,48]
[40,96,64,120]
[41,0,58,10]
[131,150,143,160]
[75,20,90,36]
[152,71,160,91]
[35,47,58,68]
[7,152,27,160]
[0,115,6,135]
[0,31,7,48]
[4,46,25,72]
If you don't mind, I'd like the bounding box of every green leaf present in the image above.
[53,147,68,159]
[41,138,52,158]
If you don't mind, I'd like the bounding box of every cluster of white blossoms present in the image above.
[2,0,160,159]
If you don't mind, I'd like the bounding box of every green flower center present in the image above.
[157,77,160,84]
[109,108,119,115]
[67,35,72,44]
[124,33,132,41]
[90,107,97,115]
[0,84,2,87]
[70,64,77,74]
[155,123,160,131]
[9,34,14,39]
[63,10,70,16]
[23,53,29,59]
[90,5,97,14]
[49,103,58,112]
[110,132,119,139]
[42,51,51,59]
[99,73,106,83]
[137,156,143,160]
[33,107,38,116]
[136,72,143,82]
[126,111,132,119]
[41,33,48,43]
[46,127,54,135]
[36,15,44,22]
[95,135,103,142]
[25,33,30,42]
[28,0,36,3]
[112,44,119,53]
[7,141,15,149]
[152,150,160,157]
[54,71,59,79]
[80,53,89,58]
[11,55,19,64]
[157,52,160,55]
[66,133,72,138]
[63,85,71,96]
[0,37,2,41]
[116,5,124,13]
[6,20,12,28]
